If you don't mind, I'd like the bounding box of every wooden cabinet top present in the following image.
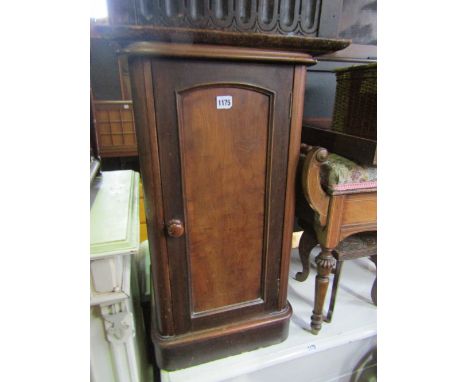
[120,41,318,65]
[91,24,350,57]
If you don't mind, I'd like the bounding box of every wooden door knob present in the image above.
[166,219,184,238]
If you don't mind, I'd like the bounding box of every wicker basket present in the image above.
[331,63,377,140]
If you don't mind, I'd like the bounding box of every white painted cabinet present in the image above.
[90,171,150,382]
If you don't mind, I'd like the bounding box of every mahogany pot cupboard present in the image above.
[119,36,348,370]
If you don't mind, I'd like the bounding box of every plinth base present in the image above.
[152,303,292,371]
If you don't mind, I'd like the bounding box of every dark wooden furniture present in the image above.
[296,144,376,334]
[104,0,347,39]
[123,41,323,370]
[302,63,377,167]
[302,118,377,166]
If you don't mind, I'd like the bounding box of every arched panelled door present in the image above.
[149,58,294,334]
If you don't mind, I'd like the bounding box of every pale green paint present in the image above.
[90,170,140,259]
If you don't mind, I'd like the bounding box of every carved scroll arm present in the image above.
[300,144,330,227]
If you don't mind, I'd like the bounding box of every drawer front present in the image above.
[146,58,294,333]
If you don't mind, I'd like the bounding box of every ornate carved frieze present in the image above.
[108,0,322,36]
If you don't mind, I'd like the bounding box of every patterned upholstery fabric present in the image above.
[321,153,377,195]
[335,232,377,260]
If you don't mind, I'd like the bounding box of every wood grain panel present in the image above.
[150,57,293,332]
[177,86,269,313]
[342,193,377,225]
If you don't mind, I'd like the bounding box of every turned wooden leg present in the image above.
[295,230,318,282]
[311,248,336,334]
[325,257,343,323]
[370,255,377,305]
